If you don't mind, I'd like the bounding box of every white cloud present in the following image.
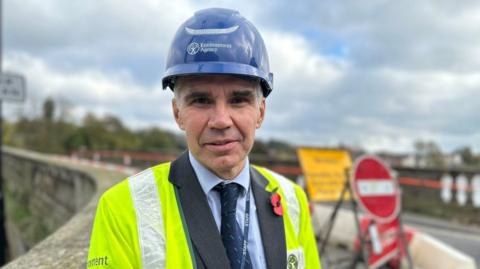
[266,31,344,86]
[3,0,480,153]
[261,31,346,128]
[4,0,196,85]
[4,52,178,130]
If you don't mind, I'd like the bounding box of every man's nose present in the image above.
[208,103,233,130]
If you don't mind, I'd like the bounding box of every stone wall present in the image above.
[3,150,95,257]
[1,147,126,268]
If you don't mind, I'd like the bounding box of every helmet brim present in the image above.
[162,62,273,97]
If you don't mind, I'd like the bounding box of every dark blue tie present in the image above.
[215,183,253,269]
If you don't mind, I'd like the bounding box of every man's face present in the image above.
[172,75,265,179]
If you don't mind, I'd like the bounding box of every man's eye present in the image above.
[230,97,249,104]
[192,97,211,104]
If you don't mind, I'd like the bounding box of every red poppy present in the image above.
[270,192,283,216]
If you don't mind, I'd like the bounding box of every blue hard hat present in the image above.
[162,8,273,97]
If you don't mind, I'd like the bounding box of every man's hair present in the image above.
[173,76,264,106]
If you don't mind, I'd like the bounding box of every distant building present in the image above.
[376,152,410,167]
[443,152,463,167]
[375,151,464,169]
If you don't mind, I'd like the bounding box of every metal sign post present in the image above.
[0,0,27,263]
[318,168,370,269]
[0,99,4,265]
[0,0,6,263]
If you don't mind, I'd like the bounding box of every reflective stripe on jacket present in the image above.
[87,161,320,269]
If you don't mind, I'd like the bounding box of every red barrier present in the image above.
[354,216,415,269]
[398,176,473,192]
[71,151,472,192]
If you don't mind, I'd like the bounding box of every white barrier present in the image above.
[408,232,476,269]
[473,175,480,208]
[312,204,358,249]
[311,204,477,269]
[456,174,468,206]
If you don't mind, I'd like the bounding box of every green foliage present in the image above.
[251,140,269,155]
[136,127,182,153]
[267,139,296,159]
[454,146,480,168]
[3,98,184,155]
[249,139,298,161]
[3,98,301,160]
[79,113,141,151]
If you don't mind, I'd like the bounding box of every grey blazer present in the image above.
[169,152,287,269]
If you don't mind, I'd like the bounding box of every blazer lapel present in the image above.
[169,152,230,269]
[251,167,287,269]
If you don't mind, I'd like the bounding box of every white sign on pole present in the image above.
[0,72,26,102]
[368,223,383,255]
[455,174,468,206]
[472,174,480,208]
[440,174,453,203]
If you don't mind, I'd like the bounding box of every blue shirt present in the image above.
[189,152,267,269]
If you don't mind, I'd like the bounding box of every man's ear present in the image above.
[256,98,266,129]
[172,99,185,130]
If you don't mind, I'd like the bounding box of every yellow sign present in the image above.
[297,147,352,202]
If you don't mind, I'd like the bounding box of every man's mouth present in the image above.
[203,139,239,152]
[208,140,235,145]
[205,140,235,146]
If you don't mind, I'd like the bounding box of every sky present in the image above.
[2,0,480,154]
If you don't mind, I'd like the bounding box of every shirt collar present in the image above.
[188,151,250,195]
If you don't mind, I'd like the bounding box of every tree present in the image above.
[414,140,445,168]
[42,97,55,122]
[136,127,181,153]
[251,140,269,155]
[265,139,296,160]
[454,146,479,166]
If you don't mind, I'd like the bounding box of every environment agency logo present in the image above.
[186,42,232,55]
[187,42,200,55]
[287,253,299,269]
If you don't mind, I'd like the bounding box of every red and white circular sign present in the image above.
[351,155,400,223]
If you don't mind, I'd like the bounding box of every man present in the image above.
[87,8,320,269]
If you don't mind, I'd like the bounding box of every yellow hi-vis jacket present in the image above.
[87,157,321,269]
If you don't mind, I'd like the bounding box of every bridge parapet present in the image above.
[1,147,126,268]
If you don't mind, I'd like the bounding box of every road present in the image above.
[403,213,480,268]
